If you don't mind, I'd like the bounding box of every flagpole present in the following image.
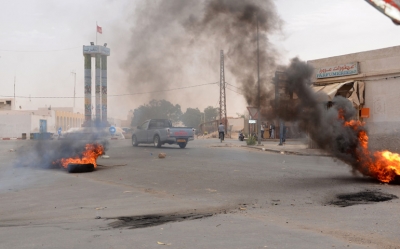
[96,21,97,45]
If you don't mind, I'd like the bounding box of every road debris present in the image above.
[158,153,166,158]
[101,155,110,159]
[157,241,171,246]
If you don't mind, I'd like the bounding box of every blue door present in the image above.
[40,120,47,133]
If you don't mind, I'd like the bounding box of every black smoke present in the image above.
[123,0,282,106]
[276,58,366,171]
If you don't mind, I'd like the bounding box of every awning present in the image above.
[312,80,354,101]
[312,80,365,107]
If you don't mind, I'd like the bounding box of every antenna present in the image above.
[71,70,76,108]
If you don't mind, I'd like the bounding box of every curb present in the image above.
[241,145,331,157]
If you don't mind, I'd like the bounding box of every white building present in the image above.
[0,103,84,139]
[0,109,56,138]
[0,99,14,111]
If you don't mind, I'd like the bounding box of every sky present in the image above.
[0,0,399,120]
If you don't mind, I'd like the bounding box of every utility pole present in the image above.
[14,76,16,110]
[71,70,76,108]
[257,15,262,145]
[220,50,227,137]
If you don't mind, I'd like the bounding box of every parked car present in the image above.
[132,119,195,148]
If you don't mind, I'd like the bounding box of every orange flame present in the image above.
[339,110,400,183]
[57,144,104,169]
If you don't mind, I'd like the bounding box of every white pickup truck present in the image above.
[132,119,195,148]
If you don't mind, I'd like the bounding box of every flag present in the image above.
[97,25,102,34]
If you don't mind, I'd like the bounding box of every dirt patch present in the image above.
[107,212,215,229]
[330,190,398,207]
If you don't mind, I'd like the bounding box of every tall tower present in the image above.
[219,50,227,132]
[82,43,110,127]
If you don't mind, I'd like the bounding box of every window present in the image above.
[139,120,150,129]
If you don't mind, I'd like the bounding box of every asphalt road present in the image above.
[0,138,399,249]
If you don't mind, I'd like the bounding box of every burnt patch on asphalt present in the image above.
[330,190,398,207]
[108,212,215,229]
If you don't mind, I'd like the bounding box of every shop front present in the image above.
[307,45,400,150]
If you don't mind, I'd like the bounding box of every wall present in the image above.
[31,113,56,133]
[0,112,31,138]
[228,118,244,132]
[55,110,84,131]
[0,111,56,138]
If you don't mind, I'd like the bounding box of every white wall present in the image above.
[0,113,31,138]
[365,78,400,135]
[30,114,56,133]
[0,111,56,138]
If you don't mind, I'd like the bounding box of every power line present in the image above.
[226,82,243,90]
[0,81,219,99]
[226,86,244,95]
[0,46,81,53]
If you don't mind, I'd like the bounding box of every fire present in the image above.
[338,110,400,183]
[57,143,104,169]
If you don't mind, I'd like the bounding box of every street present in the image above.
[0,139,399,249]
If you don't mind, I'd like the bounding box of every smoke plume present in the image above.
[276,58,367,172]
[123,0,282,107]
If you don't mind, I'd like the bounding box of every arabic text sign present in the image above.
[83,45,110,56]
[316,62,359,79]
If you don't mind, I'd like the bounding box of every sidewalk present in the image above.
[244,139,331,157]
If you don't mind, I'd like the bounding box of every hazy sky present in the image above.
[0,0,399,119]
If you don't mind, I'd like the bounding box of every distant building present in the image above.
[50,107,85,132]
[0,109,55,138]
[0,99,14,111]
[0,104,84,138]
[120,110,134,127]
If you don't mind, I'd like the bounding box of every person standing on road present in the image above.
[270,122,275,139]
[261,123,264,139]
[268,123,272,138]
[218,122,225,141]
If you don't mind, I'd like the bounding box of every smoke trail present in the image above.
[123,0,282,106]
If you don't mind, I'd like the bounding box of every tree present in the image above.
[181,108,203,128]
[204,106,219,122]
[131,99,182,126]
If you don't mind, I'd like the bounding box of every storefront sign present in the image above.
[249,120,256,124]
[316,62,359,79]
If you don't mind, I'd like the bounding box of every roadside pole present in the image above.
[257,14,261,145]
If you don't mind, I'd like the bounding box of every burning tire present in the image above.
[67,163,95,173]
